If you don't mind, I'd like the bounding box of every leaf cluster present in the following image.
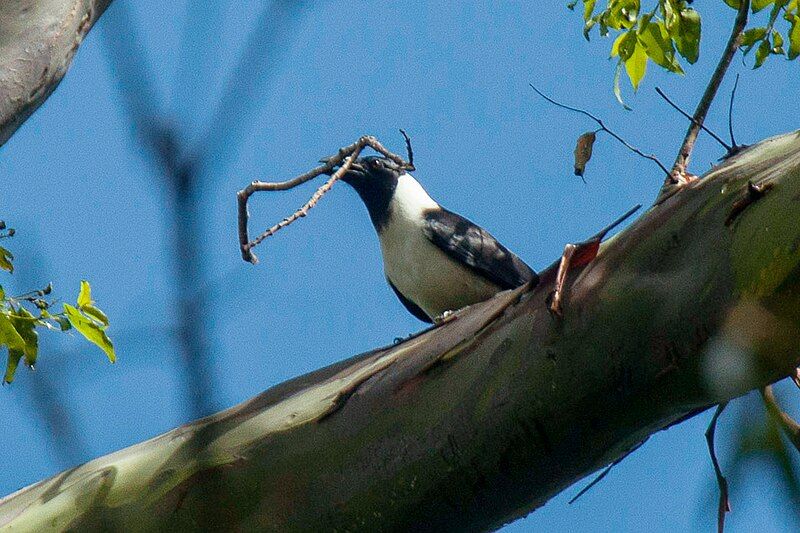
[570,0,800,104]
[0,223,115,384]
[737,0,800,67]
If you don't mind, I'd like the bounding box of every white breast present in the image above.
[378,174,501,319]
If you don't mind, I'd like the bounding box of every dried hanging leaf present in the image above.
[574,131,597,178]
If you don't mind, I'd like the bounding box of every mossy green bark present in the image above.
[2,131,800,532]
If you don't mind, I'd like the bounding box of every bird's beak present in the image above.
[346,160,366,177]
[322,157,366,180]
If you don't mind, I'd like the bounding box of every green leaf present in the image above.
[4,350,22,384]
[9,307,38,367]
[755,38,772,67]
[77,279,92,308]
[75,279,110,326]
[0,313,25,352]
[789,16,800,59]
[639,20,684,73]
[605,0,639,30]
[0,247,13,273]
[64,303,115,363]
[583,17,597,40]
[742,27,768,48]
[82,305,109,327]
[618,29,638,60]
[54,315,72,332]
[672,8,701,64]
[625,39,648,91]
[613,59,632,110]
[583,0,596,21]
[723,0,741,8]
[610,31,626,57]
[772,30,785,55]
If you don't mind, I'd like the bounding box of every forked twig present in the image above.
[706,402,730,533]
[665,0,749,186]
[530,84,670,176]
[237,135,413,264]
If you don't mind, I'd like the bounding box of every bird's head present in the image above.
[338,156,404,229]
[340,156,402,188]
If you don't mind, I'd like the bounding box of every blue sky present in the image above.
[1,1,799,531]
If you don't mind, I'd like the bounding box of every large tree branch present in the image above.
[0,0,112,147]
[3,131,800,531]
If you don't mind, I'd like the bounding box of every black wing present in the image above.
[422,208,538,290]
[387,278,433,323]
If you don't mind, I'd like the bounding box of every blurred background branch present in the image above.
[100,0,303,419]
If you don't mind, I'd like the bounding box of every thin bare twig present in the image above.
[400,129,415,169]
[666,0,749,186]
[655,87,732,152]
[250,154,362,249]
[761,385,800,453]
[568,441,645,504]
[237,136,413,263]
[706,402,731,533]
[530,84,670,176]
[728,74,741,150]
[569,461,613,504]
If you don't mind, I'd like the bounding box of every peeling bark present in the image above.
[2,131,800,531]
[0,0,112,147]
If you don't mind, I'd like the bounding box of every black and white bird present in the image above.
[340,156,538,323]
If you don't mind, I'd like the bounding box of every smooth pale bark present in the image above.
[0,0,112,147]
[2,131,800,531]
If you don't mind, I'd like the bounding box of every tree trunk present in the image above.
[0,0,112,147]
[2,131,800,531]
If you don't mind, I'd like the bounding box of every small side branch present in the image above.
[399,129,415,169]
[568,441,646,504]
[530,84,670,176]
[706,402,731,533]
[728,74,742,152]
[665,0,749,186]
[655,87,732,152]
[237,136,412,264]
